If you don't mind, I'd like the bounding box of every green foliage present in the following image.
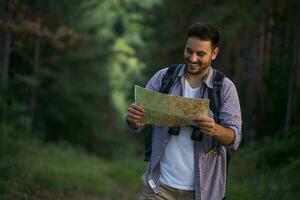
[2,0,154,159]
[0,122,146,199]
[107,0,159,116]
[254,131,300,171]
[228,127,300,199]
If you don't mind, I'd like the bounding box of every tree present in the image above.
[284,0,300,137]
[0,0,14,90]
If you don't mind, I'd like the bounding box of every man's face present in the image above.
[184,37,219,76]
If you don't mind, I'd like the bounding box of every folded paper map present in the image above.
[134,85,209,127]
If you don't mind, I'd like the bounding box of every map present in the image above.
[134,85,209,127]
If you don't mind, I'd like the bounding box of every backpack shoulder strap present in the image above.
[159,64,182,94]
[208,69,225,123]
[208,69,225,152]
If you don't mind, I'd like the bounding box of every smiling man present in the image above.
[126,22,242,200]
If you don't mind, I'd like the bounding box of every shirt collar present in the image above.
[178,64,214,89]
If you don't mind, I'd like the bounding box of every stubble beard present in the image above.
[185,59,211,76]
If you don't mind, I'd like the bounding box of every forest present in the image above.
[0,0,299,199]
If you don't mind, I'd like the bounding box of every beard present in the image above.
[185,58,211,76]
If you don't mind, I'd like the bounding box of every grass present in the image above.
[0,126,147,200]
[227,137,300,200]
[1,122,299,200]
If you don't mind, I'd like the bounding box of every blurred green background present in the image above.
[0,0,299,199]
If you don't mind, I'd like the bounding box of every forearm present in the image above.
[213,124,235,146]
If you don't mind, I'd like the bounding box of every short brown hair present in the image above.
[186,22,220,49]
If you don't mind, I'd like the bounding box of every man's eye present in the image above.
[186,49,193,54]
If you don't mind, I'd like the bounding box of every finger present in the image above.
[127,116,140,123]
[129,106,145,115]
[131,103,145,112]
[194,118,212,123]
[127,116,143,125]
[195,122,212,128]
[200,127,211,132]
[197,125,210,131]
[128,107,145,116]
[199,128,213,135]
[126,117,141,128]
[128,109,144,117]
[127,113,144,120]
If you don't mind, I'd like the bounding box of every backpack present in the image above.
[144,64,225,161]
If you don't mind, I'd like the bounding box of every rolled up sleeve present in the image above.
[219,78,242,151]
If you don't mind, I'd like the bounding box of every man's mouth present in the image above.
[189,63,199,67]
[188,62,202,68]
[186,59,202,67]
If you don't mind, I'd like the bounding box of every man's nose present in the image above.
[190,53,198,62]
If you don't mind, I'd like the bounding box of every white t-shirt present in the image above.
[159,79,200,190]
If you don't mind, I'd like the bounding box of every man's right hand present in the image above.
[126,103,145,129]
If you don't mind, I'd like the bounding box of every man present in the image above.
[126,22,242,200]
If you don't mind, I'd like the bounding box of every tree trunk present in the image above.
[234,40,243,84]
[284,1,300,138]
[243,28,260,143]
[29,0,41,123]
[1,0,14,90]
[29,36,40,122]
[3,29,12,90]
[0,0,5,88]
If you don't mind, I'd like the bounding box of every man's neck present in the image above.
[184,67,210,88]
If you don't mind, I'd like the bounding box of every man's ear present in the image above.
[212,47,219,60]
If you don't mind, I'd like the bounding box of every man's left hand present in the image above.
[193,116,217,137]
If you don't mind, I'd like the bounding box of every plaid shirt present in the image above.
[127,65,242,200]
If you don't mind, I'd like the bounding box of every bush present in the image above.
[228,127,300,200]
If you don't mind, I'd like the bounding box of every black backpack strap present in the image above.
[208,69,225,123]
[159,64,182,93]
[208,69,225,152]
[143,124,153,161]
[144,64,183,161]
